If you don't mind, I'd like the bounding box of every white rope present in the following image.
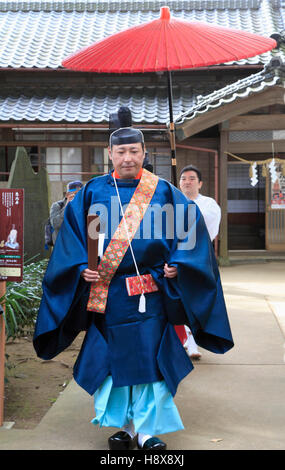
[112,173,146,312]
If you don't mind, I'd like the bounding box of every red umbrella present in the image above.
[62,6,277,184]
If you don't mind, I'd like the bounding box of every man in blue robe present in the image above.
[33,127,233,450]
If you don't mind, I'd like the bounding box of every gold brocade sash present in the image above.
[87,169,159,313]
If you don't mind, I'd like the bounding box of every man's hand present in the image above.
[81,268,101,282]
[66,190,79,204]
[164,263,177,278]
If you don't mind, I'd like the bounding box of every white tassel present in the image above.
[138,293,146,313]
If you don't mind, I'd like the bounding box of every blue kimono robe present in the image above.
[33,171,233,397]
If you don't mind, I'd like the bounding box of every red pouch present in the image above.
[125,274,159,296]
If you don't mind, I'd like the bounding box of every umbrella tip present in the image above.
[160,6,171,21]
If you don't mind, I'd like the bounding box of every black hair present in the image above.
[180,165,202,182]
[143,152,153,173]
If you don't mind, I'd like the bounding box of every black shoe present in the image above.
[138,436,167,450]
[108,431,138,450]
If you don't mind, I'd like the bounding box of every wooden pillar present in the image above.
[82,145,90,180]
[82,132,93,182]
[219,128,230,265]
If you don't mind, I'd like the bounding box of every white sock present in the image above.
[122,421,137,439]
[138,433,152,447]
[185,332,199,355]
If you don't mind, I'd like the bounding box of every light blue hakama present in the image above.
[91,376,184,436]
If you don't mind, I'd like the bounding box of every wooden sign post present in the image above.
[0,188,24,426]
[87,214,100,271]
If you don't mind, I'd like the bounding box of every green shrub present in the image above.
[0,259,48,339]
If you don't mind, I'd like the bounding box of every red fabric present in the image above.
[114,168,143,180]
[126,274,159,296]
[62,7,276,73]
[175,325,187,345]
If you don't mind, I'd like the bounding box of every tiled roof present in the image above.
[174,57,285,125]
[2,59,282,124]
[0,0,283,69]
[0,85,196,123]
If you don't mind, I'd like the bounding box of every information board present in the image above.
[0,189,24,282]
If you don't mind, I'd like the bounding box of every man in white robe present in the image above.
[179,165,221,359]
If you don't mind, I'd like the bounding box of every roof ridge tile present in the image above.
[174,60,283,125]
[0,0,263,14]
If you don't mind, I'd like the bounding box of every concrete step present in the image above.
[228,250,285,264]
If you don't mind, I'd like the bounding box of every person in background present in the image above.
[49,180,83,244]
[177,165,221,360]
[180,165,221,242]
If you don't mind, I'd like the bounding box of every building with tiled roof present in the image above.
[0,0,281,69]
[1,0,285,262]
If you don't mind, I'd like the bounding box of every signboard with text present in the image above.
[271,163,285,209]
[0,189,24,282]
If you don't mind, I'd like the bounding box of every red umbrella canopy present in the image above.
[62,6,277,73]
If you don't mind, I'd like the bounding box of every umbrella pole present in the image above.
[167,71,177,187]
